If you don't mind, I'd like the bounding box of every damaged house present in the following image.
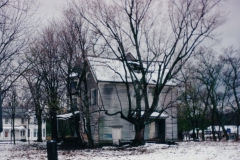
[65,54,178,145]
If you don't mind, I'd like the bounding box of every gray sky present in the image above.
[218,0,240,49]
[39,0,240,49]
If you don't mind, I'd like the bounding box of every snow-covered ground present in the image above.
[0,141,240,160]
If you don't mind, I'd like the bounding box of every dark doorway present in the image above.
[157,119,165,143]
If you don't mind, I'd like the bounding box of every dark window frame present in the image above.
[90,88,97,105]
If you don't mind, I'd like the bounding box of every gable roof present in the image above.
[87,56,174,85]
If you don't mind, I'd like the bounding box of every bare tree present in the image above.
[57,4,105,147]
[178,62,210,141]
[3,87,25,145]
[22,71,45,142]
[195,49,231,141]
[27,24,65,141]
[0,0,37,132]
[221,47,240,141]
[0,0,37,93]
[72,0,225,145]
[57,7,93,146]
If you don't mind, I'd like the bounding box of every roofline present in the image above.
[96,80,175,86]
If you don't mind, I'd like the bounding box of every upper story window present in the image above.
[34,117,37,124]
[148,87,155,96]
[70,81,77,94]
[86,72,90,79]
[42,118,45,123]
[128,62,143,73]
[71,82,77,89]
[43,129,45,137]
[5,118,8,124]
[21,118,24,124]
[90,89,97,105]
[73,98,78,110]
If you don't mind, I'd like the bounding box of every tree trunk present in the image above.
[215,109,229,141]
[73,114,85,147]
[191,120,196,141]
[50,109,58,141]
[200,110,207,141]
[132,124,145,146]
[12,118,15,145]
[201,129,205,141]
[12,112,16,145]
[85,115,93,147]
[192,128,196,140]
[211,110,217,141]
[67,100,85,147]
[36,112,43,142]
[221,125,229,141]
[237,118,239,141]
[83,58,94,148]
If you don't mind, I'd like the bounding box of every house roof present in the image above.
[2,107,27,118]
[88,56,174,85]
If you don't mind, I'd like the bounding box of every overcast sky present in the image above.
[39,0,240,50]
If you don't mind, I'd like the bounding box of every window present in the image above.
[34,129,37,137]
[42,118,45,123]
[21,118,24,124]
[5,132,8,137]
[132,124,135,132]
[5,118,8,124]
[71,82,77,89]
[20,131,25,137]
[73,98,78,110]
[90,89,97,105]
[128,62,143,73]
[34,117,37,124]
[70,82,77,93]
[86,72,90,79]
[148,87,155,96]
[82,118,87,134]
[43,129,45,137]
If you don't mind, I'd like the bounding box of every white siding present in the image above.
[0,116,46,141]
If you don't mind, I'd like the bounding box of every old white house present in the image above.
[69,55,178,145]
[0,107,46,142]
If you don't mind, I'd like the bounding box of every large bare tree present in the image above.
[221,47,240,141]
[0,0,37,133]
[72,0,225,145]
[57,6,96,146]
[27,24,65,141]
[57,4,106,147]
[3,87,27,145]
[195,49,231,141]
[0,0,37,92]
[178,62,210,141]
[22,70,45,142]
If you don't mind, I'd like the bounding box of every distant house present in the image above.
[68,55,178,145]
[0,107,46,142]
